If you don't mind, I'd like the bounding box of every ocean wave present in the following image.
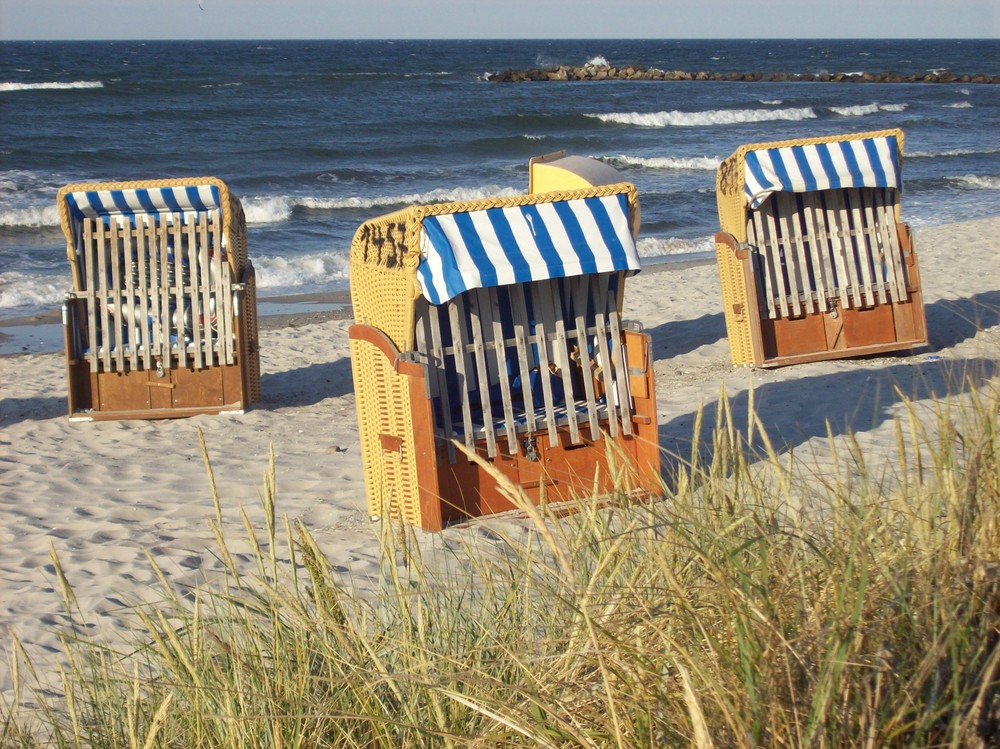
[636,235,715,258]
[0,271,68,312]
[945,102,974,109]
[0,254,353,313]
[0,204,61,228]
[0,80,103,92]
[610,155,721,171]
[954,174,1000,190]
[586,107,816,128]
[909,147,1000,159]
[0,185,526,229]
[252,252,351,290]
[241,196,295,224]
[585,55,611,68]
[199,82,245,89]
[242,185,522,224]
[828,102,908,117]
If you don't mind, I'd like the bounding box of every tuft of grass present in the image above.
[2,375,998,748]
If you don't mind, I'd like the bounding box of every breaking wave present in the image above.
[252,251,351,290]
[586,107,817,128]
[953,174,1000,190]
[0,204,61,228]
[610,155,721,171]
[828,102,908,116]
[0,271,68,312]
[636,235,715,258]
[0,80,103,92]
[241,185,521,224]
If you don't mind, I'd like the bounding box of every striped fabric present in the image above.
[744,134,901,208]
[416,192,640,305]
[63,184,222,227]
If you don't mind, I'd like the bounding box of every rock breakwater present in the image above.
[487,63,1000,84]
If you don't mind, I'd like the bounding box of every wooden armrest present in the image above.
[714,231,751,259]
[348,324,424,377]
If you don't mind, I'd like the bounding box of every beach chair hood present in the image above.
[415,189,641,305]
[57,177,236,290]
[743,133,901,209]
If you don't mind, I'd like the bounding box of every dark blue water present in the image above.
[2,39,998,318]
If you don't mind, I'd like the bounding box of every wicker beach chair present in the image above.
[714,128,927,367]
[349,183,660,531]
[57,177,261,420]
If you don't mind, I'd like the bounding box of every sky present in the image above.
[1,0,998,40]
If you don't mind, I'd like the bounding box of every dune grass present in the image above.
[2,376,998,748]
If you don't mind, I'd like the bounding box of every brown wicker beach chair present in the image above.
[714,128,927,367]
[348,182,660,531]
[57,177,260,420]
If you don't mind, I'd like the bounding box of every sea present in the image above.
[1,38,999,327]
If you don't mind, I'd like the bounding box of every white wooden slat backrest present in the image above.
[79,212,232,371]
[747,188,907,319]
[414,273,634,461]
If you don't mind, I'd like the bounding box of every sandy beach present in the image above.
[2,216,998,704]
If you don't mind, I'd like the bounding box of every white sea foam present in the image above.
[587,107,816,128]
[241,196,295,225]
[0,80,103,92]
[612,155,721,171]
[0,248,354,312]
[0,204,61,228]
[252,251,351,290]
[585,56,611,68]
[243,185,521,224]
[636,235,715,258]
[0,185,526,229]
[829,102,908,117]
[908,147,1000,158]
[199,82,245,89]
[954,174,1000,190]
[0,271,69,312]
[945,102,974,109]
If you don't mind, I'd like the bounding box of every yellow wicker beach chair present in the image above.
[715,128,927,367]
[349,183,660,531]
[57,177,261,420]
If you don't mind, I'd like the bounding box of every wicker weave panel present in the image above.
[349,215,416,351]
[349,335,423,526]
[243,266,262,404]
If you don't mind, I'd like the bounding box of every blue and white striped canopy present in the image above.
[416,192,640,305]
[62,184,223,227]
[744,134,901,208]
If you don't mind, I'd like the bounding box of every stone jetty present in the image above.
[487,63,1000,84]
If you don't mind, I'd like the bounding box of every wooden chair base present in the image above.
[349,320,660,532]
[65,358,250,421]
